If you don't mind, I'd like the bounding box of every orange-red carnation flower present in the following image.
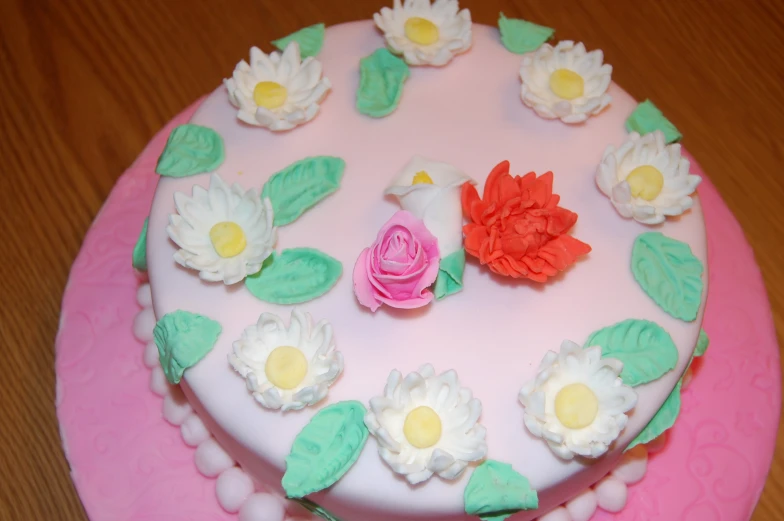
[461,160,591,282]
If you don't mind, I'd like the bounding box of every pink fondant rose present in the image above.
[353,211,441,312]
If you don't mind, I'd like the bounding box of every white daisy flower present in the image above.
[519,340,637,460]
[365,364,487,484]
[374,0,472,67]
[520,41,612,124]
[229,309,343,412]
[596,130,702,225]
[384,155,474,257]
[167,174,276,285]
[223,42,331,131]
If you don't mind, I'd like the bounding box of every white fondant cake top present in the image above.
[147,21,707,520]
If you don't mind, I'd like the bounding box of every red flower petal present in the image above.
[483,160,511,203]
[538,235,592,271]
[462,161,591,283]
[461,182,480,217]
[545,207,579,236]
[533,171,555,208]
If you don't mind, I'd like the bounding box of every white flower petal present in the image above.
[596,130,700,224]
[373,0,472,67]
[520,41,612,124]
[365,365,486,483]
[519,340,637,459]
[224,44,330,131]
[228,309,343,410]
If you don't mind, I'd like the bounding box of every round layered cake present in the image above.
[144,9,707,521]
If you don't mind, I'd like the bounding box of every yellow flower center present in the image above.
[554,383,599,429]
[626,165,665,201]
[209,221,247,258]
[403,406,442,448]
[549,69,585,100]
[412,171,434,185]
[404,17,440,46]
[253,81,288,110]
[264,346,309,390]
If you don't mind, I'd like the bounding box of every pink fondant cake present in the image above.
[57,6,780,521]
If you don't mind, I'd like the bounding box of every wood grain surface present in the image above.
[0,0,782,519]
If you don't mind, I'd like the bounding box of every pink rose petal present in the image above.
[352,211,441,312]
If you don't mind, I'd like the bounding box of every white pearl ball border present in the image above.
[135,283,309,521]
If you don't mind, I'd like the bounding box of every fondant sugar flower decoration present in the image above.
[596,130,701,225]
[167,173,276,285]
[365,364,487,484]
[229,308,343,411]
[353,210,440,312]
[520,41,612,124]
[374,0,472,67]
[224,42,331,131]
[519,340,637,459]
[461,161,591,282]
[384,156,474,257]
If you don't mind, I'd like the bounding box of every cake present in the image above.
[110,4,714,520]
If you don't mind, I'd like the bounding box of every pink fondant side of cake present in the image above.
[55,99,779,521]
[145,22,708,520]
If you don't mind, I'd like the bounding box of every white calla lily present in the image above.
[384,156,474,256]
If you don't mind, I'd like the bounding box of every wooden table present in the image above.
[0,0,782,519]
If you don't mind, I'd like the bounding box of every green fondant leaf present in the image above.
[282,401,369,498]
[684,328,710,374]
[153,310,222,384]
[245,248,342,304]
[132,217,149,271]
[356,48,410,118]
[694,329,710,357]
[585,319,678,387]
[155,124,225,177]
[498,13,554,54]
[464,460,538,521]
[627,380,682,450]
[261,156,345,226]
[435,249,466,300]
[631,232,704,322]
[289,498,344,521]
[272,23,326,58]
[626,100,682,144]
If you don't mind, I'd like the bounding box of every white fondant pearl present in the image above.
[163,386,192,426]
[195,438,234,477]
[238,492,286,521]
[646,432,668,454]
[594,477,628,513]
[216,467,255,513]
[565,489,598,521]
[143,341,159,368]
[150,366,170,396]
[181,414,210,446]
[537,507,572,521]
[612,445,648,484]
[133,307,156,342]
[136,283,152,307]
